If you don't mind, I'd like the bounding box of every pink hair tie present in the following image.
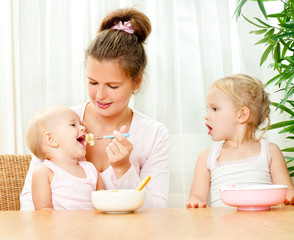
[111,21,134,34]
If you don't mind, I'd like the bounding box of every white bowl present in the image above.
[219,184,288,211]
[92,189,145,213]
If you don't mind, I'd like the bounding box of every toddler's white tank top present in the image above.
[207,138,272,207]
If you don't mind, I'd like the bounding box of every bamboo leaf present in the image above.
[275,63,292,69]
[274,60,278,70]
[290,172,294,177]
[284,56,294,65]
[281,42,289,58]
[268,120,294,130]
[234,0,249,19]
[256,0,268,20]
[275,71,294,86]
[267,13,286,18]
[281,87,294,103]
[287,166,294,171]
[250,29,268,34]
[288,100,294,107]
[277,16,286,25]
[280,39,294,52]
[281,87,294,105]
[279,23,294,28]
[281,147,294,152]
[265,28,275,37]
[279,124,294,133]
[272,88,285,95]
[285,156,294,161]
[265,73,283,87]
[271,32,294,41]
[260,44,274,65]
[270,102,294,116]
[284,74,294,94]
[255,37,273,45]
[242,14,266,28]
[273,42,281,61]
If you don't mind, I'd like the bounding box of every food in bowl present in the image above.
[92,189,145,213]
[219,184,288,211]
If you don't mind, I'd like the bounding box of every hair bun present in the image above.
[98,7,151,43]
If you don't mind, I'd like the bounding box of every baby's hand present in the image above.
[186,197,207,208]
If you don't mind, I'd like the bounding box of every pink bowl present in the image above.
[219,184,288,211]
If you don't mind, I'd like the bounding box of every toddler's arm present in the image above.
[186,149,211,208]
[32,164,53,210]
[269,142,294,204]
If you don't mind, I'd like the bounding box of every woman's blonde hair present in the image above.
[212,73,270,140]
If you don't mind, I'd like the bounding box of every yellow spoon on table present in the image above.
[136,176,151,191]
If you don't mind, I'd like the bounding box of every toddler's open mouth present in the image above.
[206,124,212,135]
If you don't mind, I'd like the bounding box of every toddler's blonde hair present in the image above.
[212,73,270,140]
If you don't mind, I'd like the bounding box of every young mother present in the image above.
[20,7,170,210]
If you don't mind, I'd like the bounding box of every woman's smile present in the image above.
[97,101,112,109]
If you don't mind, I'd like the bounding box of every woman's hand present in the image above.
[106,126,133,178]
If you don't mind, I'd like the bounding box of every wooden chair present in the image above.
[0,154,31,210]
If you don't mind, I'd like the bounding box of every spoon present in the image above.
[94,133,130,140]
[86,133,130,146]
[136,176,151,191]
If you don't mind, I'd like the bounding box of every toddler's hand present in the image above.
[284,195,294,205]
[186,198,207,208]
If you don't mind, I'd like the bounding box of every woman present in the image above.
[21,7,170,210]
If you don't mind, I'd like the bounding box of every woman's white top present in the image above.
[207,138,272,207]
[20,103,170,210]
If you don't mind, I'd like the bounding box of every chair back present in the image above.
[0,154,31,210]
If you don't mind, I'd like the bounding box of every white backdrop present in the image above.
[0,0,288,207]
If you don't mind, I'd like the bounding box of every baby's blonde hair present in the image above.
[212,73,270,140]
[26,105,69,160]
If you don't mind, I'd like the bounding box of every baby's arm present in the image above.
[186,148,211,208]
[96,173,105,190]
[32,164,53,210]
[269,142,294,204]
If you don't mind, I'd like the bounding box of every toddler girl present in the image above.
[26,105,104,210]
[186,74,294,207]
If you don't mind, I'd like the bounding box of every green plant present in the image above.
[235,0,294,177]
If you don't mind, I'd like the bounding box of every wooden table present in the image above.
[1,206,293,239]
